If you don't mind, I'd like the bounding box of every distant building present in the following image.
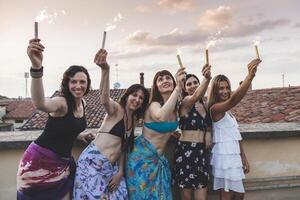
[0,99,36,130]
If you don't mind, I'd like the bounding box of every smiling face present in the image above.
[185,76,200,95]
[68,72,88,99]
[126,89,145,111]
[156,74,175,94]
[217,80,231,102]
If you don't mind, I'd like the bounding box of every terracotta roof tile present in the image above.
[21,86,300,130]
[0,100,36,120]
[21,89,126,130]
[232,86,300,124]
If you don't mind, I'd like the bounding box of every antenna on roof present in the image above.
[24,72,29,98]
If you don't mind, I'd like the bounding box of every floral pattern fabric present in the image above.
[126,135,172,200]
[73,142,128,200]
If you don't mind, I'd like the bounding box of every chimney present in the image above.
[140,72,144,86]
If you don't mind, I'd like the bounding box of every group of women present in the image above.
[16,37,261,200]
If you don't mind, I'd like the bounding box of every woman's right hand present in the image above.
[175,67,186,89]
[202,64,211,79]
[27,39,44,68]
[94,49,110,70]
[247,58,261,79]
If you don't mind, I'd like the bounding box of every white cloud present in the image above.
[294,22,300,28]
[157,0,196,13]
[198,6,233,31]
[225,18,290,37]
[135,5,151,13]
[136,0,195,14]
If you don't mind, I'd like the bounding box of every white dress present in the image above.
[211,112,245,193]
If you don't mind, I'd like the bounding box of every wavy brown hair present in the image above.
[207,74,231,109]
[119,84,150,120]
[60,65,91,111]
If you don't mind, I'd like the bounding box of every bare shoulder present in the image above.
[50,96,68,116]
[180,96,193,115]
[210,104,225,122]
[149,102,162,109]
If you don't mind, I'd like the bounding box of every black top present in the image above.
[179,103,212,131]
[108,118,126,139]
[102,116,134,152]
[35,101,87,157]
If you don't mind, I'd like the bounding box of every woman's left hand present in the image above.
[77,130,96,143]
[108,173,123,192]
[242,158,250,174]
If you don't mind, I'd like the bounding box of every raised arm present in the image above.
[94,49,118,115]
[182,64,211,109]
[211,58,261,116]
[150,67,185,121]
[28,39,65,114]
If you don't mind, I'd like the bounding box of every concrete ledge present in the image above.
[240,123,300,138]
[1,123,300,149]
[0,129,97,149]
[245,176,300,191]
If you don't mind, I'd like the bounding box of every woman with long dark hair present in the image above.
[126,67,186,200]
[73,49,149,200]
[173,64,212,200]
[17,38,93,200]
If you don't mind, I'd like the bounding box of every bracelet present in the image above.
[30,67,43,78]
[30,66,43,72]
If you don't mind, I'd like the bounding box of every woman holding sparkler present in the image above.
[208,58,261,200]
[126,67,186,200]
[73,49,149,200]
[17,38,94,200]
[173,63,212,200]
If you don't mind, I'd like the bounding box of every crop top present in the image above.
[144,121,178,133]
[35,100,87,157]
[101,117,134,151]
[179,103,212,131]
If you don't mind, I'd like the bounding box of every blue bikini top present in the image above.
[144,121,178,133]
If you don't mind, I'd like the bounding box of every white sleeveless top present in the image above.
[211,112,245,182]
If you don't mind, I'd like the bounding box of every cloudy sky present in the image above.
[0,0,299,98]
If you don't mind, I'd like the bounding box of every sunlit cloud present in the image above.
[125,16,289,50]
[157,0,196,13]
[135,5,151,13]
[198,6,233,31]
[224,18,290,37]
[136,0,195,14]
[111,47,174,59]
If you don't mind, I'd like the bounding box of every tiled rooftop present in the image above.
[21,89,126,130]
[0,100,36,120]
[21,86,300,130]
[232,86,300,123]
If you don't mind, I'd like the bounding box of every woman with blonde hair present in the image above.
[208,58,261,200]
